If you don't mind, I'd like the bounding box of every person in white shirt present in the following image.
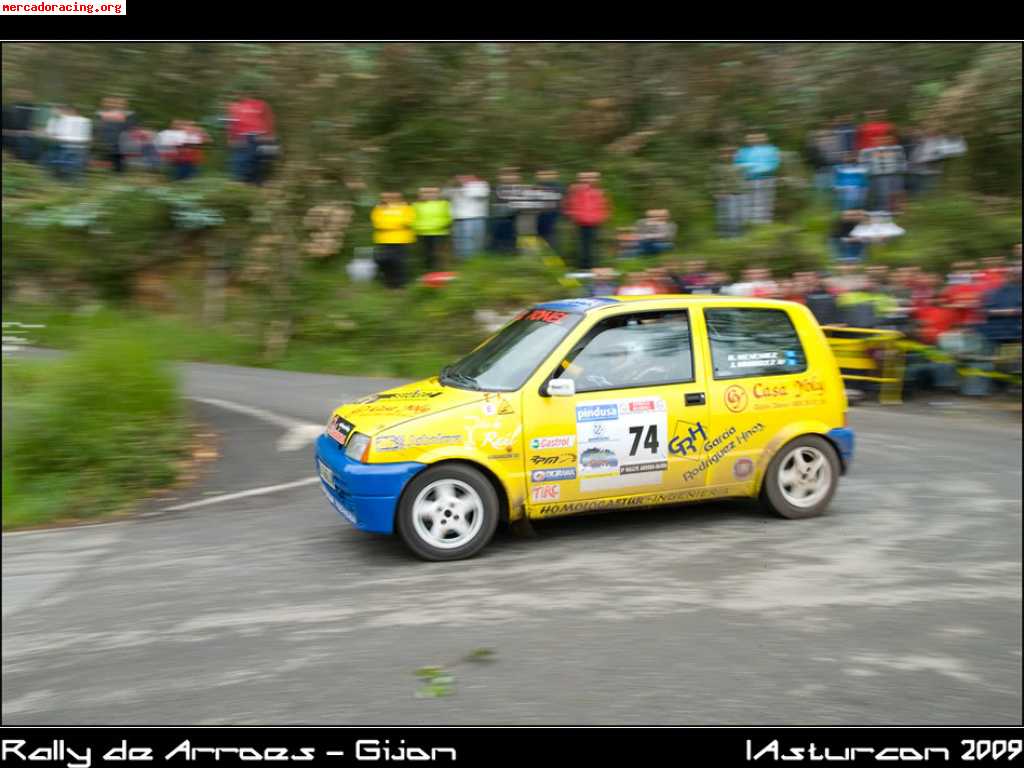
[446,175,490,259]
[156,120,188,177]
[720,266,779,297]
[46,106,91,180]
[858,143,907,213]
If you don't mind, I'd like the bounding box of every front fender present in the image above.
[412,444,528,522]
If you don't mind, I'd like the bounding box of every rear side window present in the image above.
[705,308,807,380]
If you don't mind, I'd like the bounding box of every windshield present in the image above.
[441,308,583,392]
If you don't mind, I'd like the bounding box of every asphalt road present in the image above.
[2,361,1021,724]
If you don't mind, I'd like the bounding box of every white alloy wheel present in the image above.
[777,444,832,509]
[411,479,485,550]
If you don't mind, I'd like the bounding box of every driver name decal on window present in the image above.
[574,396,668,494]
[706,308,807,380]
[726,350,799,369]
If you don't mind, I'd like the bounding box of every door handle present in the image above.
[685,392,705,406]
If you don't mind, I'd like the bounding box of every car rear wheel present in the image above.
[761,435,839,520]
[397,464,499,561]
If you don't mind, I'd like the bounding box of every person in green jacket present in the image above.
[413,187,452,273]
[836,276,901,328]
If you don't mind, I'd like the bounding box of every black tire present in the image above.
[396,463,499,561]
[760,434,840,520]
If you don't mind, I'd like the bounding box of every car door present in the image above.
[700,305,813,488]
[521,307,712,515]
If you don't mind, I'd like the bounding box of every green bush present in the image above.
[1,160,59,199]
[2,167,261,300]
[872,194,1022,271]
[2,303,260,364]
[283,252,574,378]
[698,221,830,278]
[2,331,187,529]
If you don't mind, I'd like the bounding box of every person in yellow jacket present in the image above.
[371,192,416,288]
[412,187,452,273]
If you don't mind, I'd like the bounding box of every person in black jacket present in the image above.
[535,169,564,253]
[2,90,41,163]
[804,272,840,326]
[830,209,867,263]
[490,168,523,255]
[97,97,134,174]
[805,128,835,195]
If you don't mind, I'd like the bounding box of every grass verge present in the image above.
[2,329,189,529]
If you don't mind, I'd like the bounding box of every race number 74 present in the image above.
[628,425,659,456]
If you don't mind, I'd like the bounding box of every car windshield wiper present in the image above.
[440,366,480,390]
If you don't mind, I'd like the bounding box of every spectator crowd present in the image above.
[1,89,276,185]
[367,169,691,289]
[6,96,974,288]
[601,247,1022,394]
[368,169,616,287]
[7,93,1014,387]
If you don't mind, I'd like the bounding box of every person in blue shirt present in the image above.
[978,257,1022,351]
[734,132,780,225]
[833,151,870,211]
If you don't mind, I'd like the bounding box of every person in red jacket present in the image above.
[914,302,957,345]
[855,109,895,152]
[226,90,276,185]
[563,171,610,270]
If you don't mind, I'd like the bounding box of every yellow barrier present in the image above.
[825,328,1021,399]
[897,338,1022,386]
[821,326,906,405]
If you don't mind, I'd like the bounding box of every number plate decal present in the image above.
[576,396,668,492]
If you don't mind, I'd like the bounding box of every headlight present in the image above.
[345,432,371,463]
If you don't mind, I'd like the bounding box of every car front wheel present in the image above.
[397,464,499,561]
[761,435,840,520]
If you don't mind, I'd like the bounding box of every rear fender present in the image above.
[754,419,837,493]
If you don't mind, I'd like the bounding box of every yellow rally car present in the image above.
[315,296,854,561]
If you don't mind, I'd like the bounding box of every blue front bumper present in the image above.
[826,427,855,473]
[314,434,426,533]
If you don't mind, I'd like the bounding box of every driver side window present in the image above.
[555,310,694,393]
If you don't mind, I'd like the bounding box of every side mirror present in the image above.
[546,378,575,397]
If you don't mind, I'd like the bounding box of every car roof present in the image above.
[534,295,803,313]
